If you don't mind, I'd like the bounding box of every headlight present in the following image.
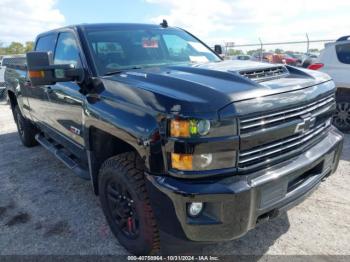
[170,119,211,137]
[196,120,211,136]
[168,117,237,172]
[170,118,236,138]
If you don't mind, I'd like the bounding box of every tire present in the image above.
[333,95,350,132]
[14,105,38,147]
[99,152,160,255]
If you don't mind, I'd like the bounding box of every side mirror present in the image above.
[214,44,223,55]
[26,51,84,86]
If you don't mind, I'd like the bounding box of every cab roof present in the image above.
[36,23,173,38]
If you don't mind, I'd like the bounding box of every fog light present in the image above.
[188,202,203,217]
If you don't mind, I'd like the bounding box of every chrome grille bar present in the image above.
[239,121,330,164]
[238,93,335,170]
[240,94,334,131]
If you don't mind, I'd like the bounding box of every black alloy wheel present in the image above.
[99,152,160,255]
[106,180,140,238]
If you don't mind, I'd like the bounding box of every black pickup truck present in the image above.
[5,23,344,255]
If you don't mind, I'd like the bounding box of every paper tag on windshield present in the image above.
[189,56,209,63]
[188,42,209,52]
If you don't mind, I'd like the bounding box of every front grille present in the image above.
[0,82,5,87]
[238,94,335,170]
[239,66,289,82]
[240,94,335,134]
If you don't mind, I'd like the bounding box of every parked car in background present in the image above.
[0,58,6,100]
[271,54,298,66]
[231,54,251,61]
[286,52,304,66]
[251,52,274,63]
[308,36,350,131]
[302,53,319,68]
[305,52,320,58]
[2,55,26,68]
[1,55,26,102]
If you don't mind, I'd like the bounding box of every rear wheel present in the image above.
[99,152,160,255]
[14,105,38,147]
[333,96,350,132]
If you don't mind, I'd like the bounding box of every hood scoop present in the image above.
[239,65,289,82]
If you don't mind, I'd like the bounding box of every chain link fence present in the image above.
[220,35,336,63]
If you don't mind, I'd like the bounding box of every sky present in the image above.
[1,0,350,52]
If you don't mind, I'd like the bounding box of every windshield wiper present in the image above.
[104,66,143,76]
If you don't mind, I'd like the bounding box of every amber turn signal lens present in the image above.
[171,153,193,170]
[29,70,45,78]
[170,119,190,137]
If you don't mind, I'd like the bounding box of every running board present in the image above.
[35,133,90,180]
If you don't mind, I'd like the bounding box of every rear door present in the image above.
[333,43,350,88]
[45,30,86,154]
[321,43,350,88]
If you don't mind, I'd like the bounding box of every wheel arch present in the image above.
[86,123,165,195]
[7,90,18,110]
[336,87,350,98]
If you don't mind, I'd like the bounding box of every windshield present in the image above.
[85,27,221,75]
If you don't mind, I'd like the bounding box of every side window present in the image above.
[335,44,350,64]
[35,34,56,52]
[336,43,350,64]
[54,32,81,67]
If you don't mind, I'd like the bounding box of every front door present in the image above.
[45,31,85,154]
[27,33,57,125]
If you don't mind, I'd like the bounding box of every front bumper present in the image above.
[146,127,343,242]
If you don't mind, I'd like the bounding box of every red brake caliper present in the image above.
[127,217,133,233]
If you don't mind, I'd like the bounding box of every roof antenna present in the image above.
[160,19,168,28]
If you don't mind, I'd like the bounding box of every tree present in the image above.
[0,41,5,55]
[6,42,25,54]
[274,48,284,54]
[25,41,34,52]
[247,49,265,56]
[228,49,244,56]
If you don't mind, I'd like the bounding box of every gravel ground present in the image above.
[0,101,349,257]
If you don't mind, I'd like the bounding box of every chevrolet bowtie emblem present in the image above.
[294,114,316,134]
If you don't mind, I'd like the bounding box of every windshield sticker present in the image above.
[189,56,209,63]
[188,41,209,53]
[142,38,159,48]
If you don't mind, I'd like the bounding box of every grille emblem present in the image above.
[294,114,316,134]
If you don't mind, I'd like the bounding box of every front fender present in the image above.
[83,94,167,174]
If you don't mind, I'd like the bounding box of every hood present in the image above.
[103,60,332,114]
